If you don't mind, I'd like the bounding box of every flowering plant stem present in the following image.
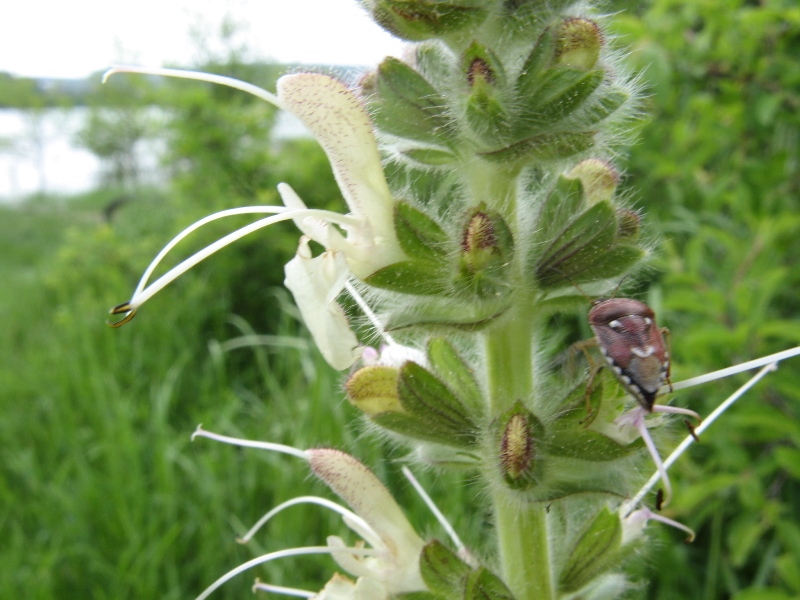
[487,311,552,600]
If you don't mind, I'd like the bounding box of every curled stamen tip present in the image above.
[107,302,136,328]
[191,424,205,441]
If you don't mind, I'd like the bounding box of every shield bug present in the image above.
[588,297,670,411]
[574,295,700,508]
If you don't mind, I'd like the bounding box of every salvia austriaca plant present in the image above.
[105,1,800,598]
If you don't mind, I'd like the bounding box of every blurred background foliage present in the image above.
[1,0,798,598]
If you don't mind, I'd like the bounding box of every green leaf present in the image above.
[403,147,459,165]
[420,540,472,597]
[479,131,595,164]
[371,411,473,446]
[516,26,557,97]
[517,69,604,129]
[559,508,623,593]
[464,567,516,600]
[581,90,629,125]
[398,361,476,435]
[365,261,449,295]
[571,244,644,283]
[535,201,617,287]
[427,338,484,415]
[396,593,441,600]
[531,175,587,249]
[371,0,489,41]
[395,201,450,263]
[385,305,511,332]
[373,57,455,144]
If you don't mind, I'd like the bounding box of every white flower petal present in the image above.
[278,183,348,252]
[277,73,404,277]
[312,574,389,600]
[284,239,362,370]
[308,448,426,593]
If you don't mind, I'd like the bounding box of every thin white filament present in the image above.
[624,362,777,515]
[192,425,309,460]
[634,414,672,508]
[104,65,284,109]
[345,281,396,346]
[129,208,359,309]
[252,579,314,598]
[133,206,289,298]
[195,545,379,600]
[643,510,696,542]
[662,345,800,393]
[238,496,379,550]
[401,467,465,553]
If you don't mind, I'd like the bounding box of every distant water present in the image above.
[0,108,308,204]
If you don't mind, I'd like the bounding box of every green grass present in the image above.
[0,191,480,599]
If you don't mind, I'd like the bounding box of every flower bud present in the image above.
[461,209,497,272]
[555,17,603,70]
[346,365,403,415]
[349,359,479,447]
[616,208,641,239]
[566,158,620,204]
[457,206,514,298]
[361,0,489,41]
[462,42,511,142]
[498,401,542,489]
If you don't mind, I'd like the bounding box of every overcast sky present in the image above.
[3,0,406,79]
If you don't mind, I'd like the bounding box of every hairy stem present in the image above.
[486,310,553,600]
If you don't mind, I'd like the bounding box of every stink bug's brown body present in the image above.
[588,298,670,411]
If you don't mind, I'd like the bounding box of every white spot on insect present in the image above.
[609,319,623,329]
[631,346,655,358]
[644,317,653,326]
[612,365,622,376]
[621,375,632,385]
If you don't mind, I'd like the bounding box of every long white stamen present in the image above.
[401,466,465,553]
[104,65,284,109]
[195,545,379,600]
[345,281,395,346]
[252,579,314,598]
[651,404,701,422]
[624,362,777,515]
[643,510,696,543]
[128,208,360,309]
[192,425,309,460]
[634,414,672,508]
[238,496,379,549]
[663,345,800,393]
[133,206,288,298]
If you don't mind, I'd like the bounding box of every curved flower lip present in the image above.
[284,239,363,369]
